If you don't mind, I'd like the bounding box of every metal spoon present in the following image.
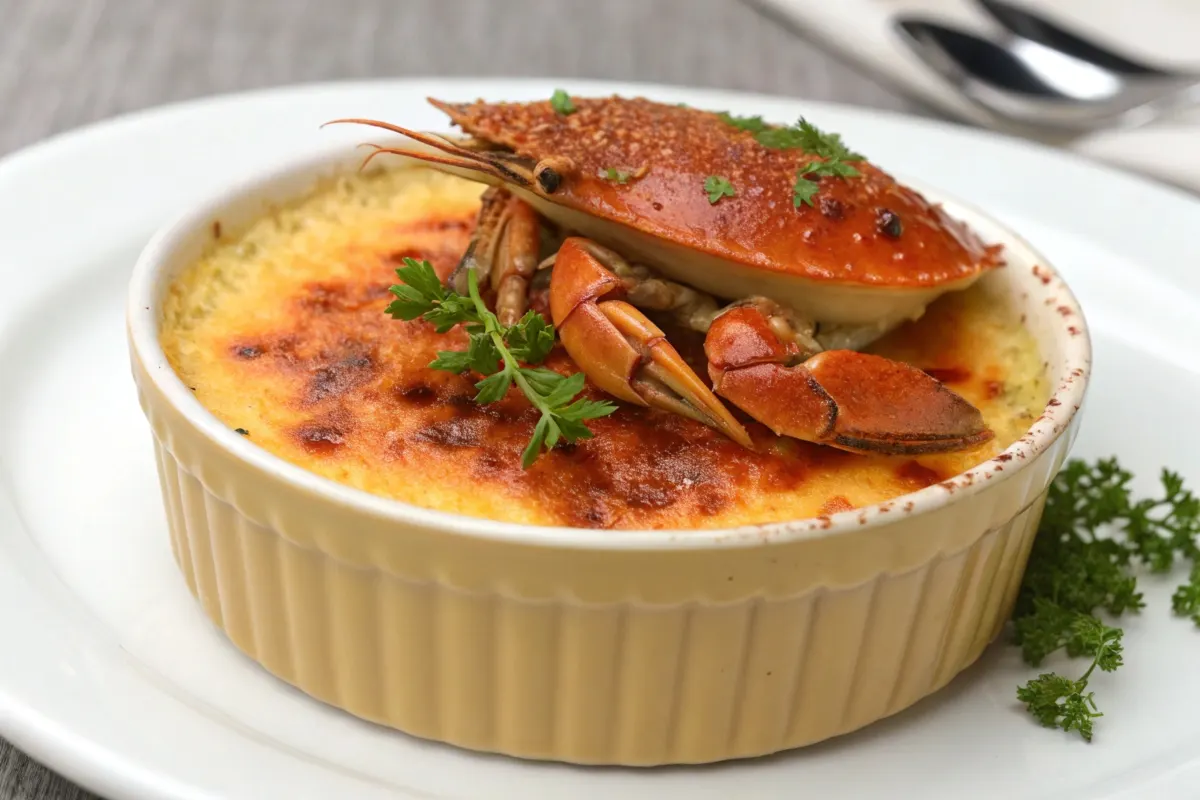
[974,0,1182,78]
[894,4,1200,134]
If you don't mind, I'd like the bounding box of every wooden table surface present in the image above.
[0,0,933,796]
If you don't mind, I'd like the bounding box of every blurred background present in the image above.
[1,0,1197,797]
[0,0,921,158]
[6,0,1198,188]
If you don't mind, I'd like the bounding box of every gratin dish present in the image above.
[126,139,1090,766]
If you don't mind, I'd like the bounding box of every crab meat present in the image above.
[326,95,1003,454]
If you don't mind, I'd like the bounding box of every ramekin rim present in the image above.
[126,137,1091,551]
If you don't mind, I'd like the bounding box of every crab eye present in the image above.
[536,166,561,194]
[533,156,575,194]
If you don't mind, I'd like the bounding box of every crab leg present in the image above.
[443,187,545,325]
[449,186,510,296]
[491,194,541,326]
[705,306,993,455]
[549,237,754,448]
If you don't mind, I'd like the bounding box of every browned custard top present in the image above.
[160,166,1048,530]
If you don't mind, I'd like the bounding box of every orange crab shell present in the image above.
[428,95,1005,295]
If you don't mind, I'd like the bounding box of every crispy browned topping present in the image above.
[166,167,1042,530]
[212,235,1022,528]
[429,95,1003,287]
[894,460,945,490]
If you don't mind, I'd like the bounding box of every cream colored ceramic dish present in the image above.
[126,137,1090,766]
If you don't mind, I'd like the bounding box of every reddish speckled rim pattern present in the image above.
[126,138,1090,550]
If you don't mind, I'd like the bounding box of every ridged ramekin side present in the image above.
[148,417,1062,765]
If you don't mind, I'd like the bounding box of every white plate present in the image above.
[1,78,1199,800]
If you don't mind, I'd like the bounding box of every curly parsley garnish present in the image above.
[1012,456,1200,740]
[550,89,576,116]
[703,175,735,204]
[786,119,865,207]
[386,257,617,467]
[714,111,865,208]
[1017,618,1122,742]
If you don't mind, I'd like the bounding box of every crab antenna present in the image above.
[322,117,534,187]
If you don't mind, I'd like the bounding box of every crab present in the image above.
[327,94,1004,455]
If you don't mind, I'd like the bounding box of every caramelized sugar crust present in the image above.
[160,166,1047,530]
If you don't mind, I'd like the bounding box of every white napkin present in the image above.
[752,0,1200,193]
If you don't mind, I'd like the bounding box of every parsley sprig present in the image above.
[716,111,769,134]
[1012,456,1200,740]
[386,258,617,467]
[717,110,863,159]
[714,111,865,207]
[1016,619,1122,742]
[786,119,865,207]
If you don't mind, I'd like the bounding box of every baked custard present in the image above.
[160,164,1048,529]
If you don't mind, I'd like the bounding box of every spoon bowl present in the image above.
[894,5,1200,134]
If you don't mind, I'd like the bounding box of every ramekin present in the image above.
[125,138,1090,766]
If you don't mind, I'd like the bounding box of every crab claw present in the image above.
[549,237,754,448]
[705,306,993,455]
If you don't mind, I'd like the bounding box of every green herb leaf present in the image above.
[604,167,632,184]
[1017,620,1119,742]
[473,370,512,404]
[422,294,478,334]
[394,256,446,300]
[542,416,563,451]
[555,396,617,441]
[428,349,473,373]
[1011,455,1200,741]
[716,111,866,161]
[791,117,865,161]
[386,261,618,468]
[539,371,587,409]
[521,416,552,469]
[792,159,862,208]
[550,89,576,115]
[1017,672,1103,742]
[792,174,820,208]
[1173,563,1200,625]
[753,126,806,150]
[718,115,869,207]
[518,366,567,396]
[560,396,619,422]
[385,285,432,321]
[703,175,736,204]
[465,331,502,375]
[385,257,481,333]
[716,111,769,133]
[505,310,555,364]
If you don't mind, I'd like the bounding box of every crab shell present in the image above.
[346,95,1005,330]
